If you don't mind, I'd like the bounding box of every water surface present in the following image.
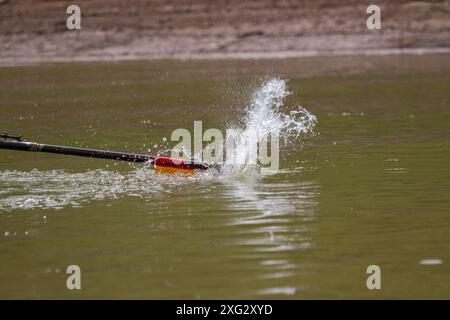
[0,54,449,298]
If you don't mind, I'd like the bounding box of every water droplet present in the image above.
[420,259,442,265]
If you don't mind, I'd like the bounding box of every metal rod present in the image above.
[0,139,153,163]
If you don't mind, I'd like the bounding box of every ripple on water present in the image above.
[219,171,320,297]
[0,168,213,211]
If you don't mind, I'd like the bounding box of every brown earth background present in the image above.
[0,0,449,65]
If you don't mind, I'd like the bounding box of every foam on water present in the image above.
[0,167,213,211]
[0,78,316,211]
[0,168,152,211]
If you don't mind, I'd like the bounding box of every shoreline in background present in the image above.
[1,0,449,67]
[1,47,450,68]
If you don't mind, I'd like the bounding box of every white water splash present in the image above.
[246,78,316,140]
[222,78,317,176]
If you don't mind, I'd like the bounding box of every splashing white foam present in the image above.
[222,78,317,176]
[246,78,317,145]
[0,167,207,211]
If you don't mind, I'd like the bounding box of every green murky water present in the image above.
[0,54,449,298]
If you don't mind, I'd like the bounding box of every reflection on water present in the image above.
[223,170,320,296]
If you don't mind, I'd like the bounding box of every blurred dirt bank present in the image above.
[0,0,449,65]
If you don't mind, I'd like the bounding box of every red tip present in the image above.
[153,157,195,170]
